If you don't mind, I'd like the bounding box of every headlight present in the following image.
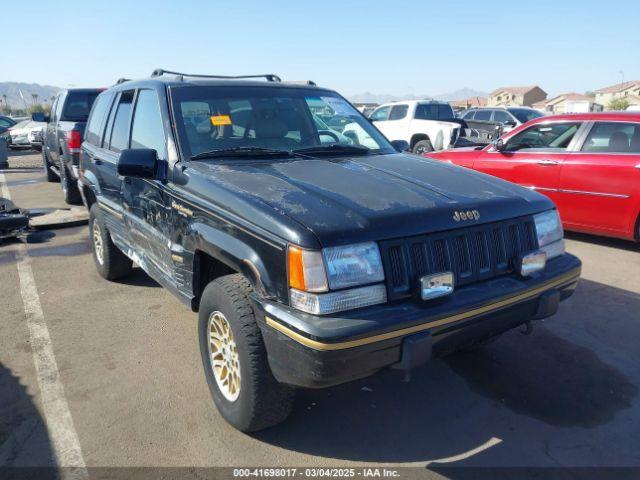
[323,242,384,289]
[287,242,386,315]
[534,210,564,259]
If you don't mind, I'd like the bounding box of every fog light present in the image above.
[518,251,547,277]
[421,272,454,300]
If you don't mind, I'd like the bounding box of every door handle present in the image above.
[635,163,640,169]
[536,159,559,166]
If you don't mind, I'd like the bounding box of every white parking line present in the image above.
[1,173,87,477]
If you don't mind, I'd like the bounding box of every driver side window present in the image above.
[504,122,580,152]
[370,106,390,122]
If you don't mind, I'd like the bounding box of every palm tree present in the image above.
[32,93,39,105]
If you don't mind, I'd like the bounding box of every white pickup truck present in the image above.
[344,100,461,154]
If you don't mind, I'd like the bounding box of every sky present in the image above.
[4,0,640,97]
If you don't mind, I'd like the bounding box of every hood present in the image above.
[192,153,553,247]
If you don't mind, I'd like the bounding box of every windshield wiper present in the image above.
[292,144,371,155]
[190,146,306,160]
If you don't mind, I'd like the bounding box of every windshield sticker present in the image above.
[320,97,359,117]
[210,115,232,126]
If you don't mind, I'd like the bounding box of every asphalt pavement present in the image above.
[1,153,639,477]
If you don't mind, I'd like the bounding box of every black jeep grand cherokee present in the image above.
[78,69,581,431]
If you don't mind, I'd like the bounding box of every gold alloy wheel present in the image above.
[92,221,104,265]
[207,311,241,402]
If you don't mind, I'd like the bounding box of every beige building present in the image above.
[487,86,547,107]
[450,96,487,111]
[594,80,640,110]
[532,93,603,114]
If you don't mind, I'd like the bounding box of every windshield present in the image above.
[170,86,395,158]
[507,108,543,124]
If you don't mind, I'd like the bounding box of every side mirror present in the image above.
[32,112,48,123]
[390,140,410,152]
[495,138,506,152]
[117,149,158,179]
[503,120,516,127]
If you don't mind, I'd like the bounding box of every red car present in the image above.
[428,112,640,241]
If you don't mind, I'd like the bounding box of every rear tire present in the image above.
[42,149,58,183]
[89,204,132,280]
[60,161,82,205]
[198,274,295,432]
[412,139,434,155]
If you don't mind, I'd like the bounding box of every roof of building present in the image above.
[451,96,487,108]
[534,93,595,107]
[595,80,640,94]
[490,85,545,96]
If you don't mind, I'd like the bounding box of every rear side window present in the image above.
[388,105,408,120]
[108,91,134,153]
[61,91,100,122]
[131,90,167,159]
[415,104,455,120]
[581,122,640,153]
[474,110,492,121]
[85,93,113,146]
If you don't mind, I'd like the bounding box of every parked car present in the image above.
[459,107,544,142]
[7,119,46,149]
[79,69,580,432]
[35,88,102,203]
[0,116,15,144]
[349,100,461,154]
[428,112,640,241]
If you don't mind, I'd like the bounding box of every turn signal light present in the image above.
[287,246,328,293]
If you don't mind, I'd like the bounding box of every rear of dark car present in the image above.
[42,88,101,203]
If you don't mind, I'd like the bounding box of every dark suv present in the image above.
[79,70,581,432]
[35,88,102,203]
[460,107,544,142]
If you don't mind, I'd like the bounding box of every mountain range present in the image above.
[0,82,488,109]
[348,88,488,104]
[0,82,61,108]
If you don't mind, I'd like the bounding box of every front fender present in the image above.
[185,222,275,299]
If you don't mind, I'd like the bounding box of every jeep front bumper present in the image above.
[252,253,581,388]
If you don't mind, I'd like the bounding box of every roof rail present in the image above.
[282,80,317,86]
[150,69,282,83]
[115,78,131,85]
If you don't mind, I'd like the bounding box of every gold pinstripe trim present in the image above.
[266,268,580,351]
[98,200,123,220]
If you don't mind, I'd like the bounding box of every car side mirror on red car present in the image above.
[495,138,506,152]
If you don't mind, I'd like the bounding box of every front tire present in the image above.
[412,139,434,155]
[89,204,132,280]
[198,274,295,432]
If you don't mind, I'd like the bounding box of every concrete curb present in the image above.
[29,207,89,230]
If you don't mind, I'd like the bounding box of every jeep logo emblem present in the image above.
[453,210,480,222]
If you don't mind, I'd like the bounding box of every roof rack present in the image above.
[115,78,131,85]
[150,69,282,83]
[282,80,317,86]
